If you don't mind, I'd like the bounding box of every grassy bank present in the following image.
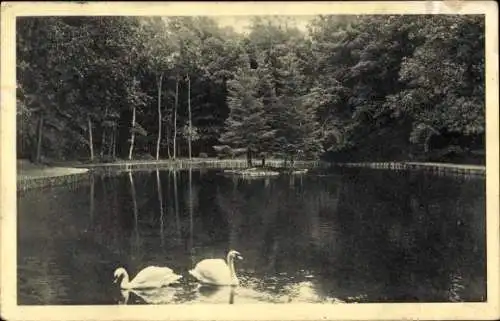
[17,160,90,192]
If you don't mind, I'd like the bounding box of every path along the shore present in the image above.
[18,166,89,179]
[17,161,89,191]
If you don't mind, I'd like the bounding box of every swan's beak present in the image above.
[113,277,118,284]
[236,255,243,260]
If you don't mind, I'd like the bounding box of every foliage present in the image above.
[385,15,485,153]
[16,15,485,164]
[220,61,271,154]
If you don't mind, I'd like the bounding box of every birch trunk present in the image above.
[35,115,44,164]
[88,116,94,162]
[246,148,252,167]
[107,129,113,157]
[187,74,192,160]
[173,77,179,159]
[100,130,106,159]
[112,127,116,159]
[166,128,171,159]
[156,73,163,161]
[100,106,109,159]
[128,106,136,160]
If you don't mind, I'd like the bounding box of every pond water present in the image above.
[17,167,486,305]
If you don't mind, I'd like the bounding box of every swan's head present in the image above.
[113,267,127,283]
[228,250,243,260]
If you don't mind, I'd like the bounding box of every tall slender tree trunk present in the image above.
[166,128,171,159]
[156,73,163,161]
[107,130,113,157]
[187,74,192,160]
[100,106,109,159]
[246,148,252,167]
[101,131,106,159]
[173,77,179,159]
[35,115,44,164]
[424,132,434,154]
[112,126,117,159]
[128,106,136,160]
[88,116,94,162]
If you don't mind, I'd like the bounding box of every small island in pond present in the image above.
[222,167,308,177]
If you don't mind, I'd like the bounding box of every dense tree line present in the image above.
[16,15,485,164]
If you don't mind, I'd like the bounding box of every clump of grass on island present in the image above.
[223,165,308,177]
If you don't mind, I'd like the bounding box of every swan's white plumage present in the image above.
[131,266,181,287]
[189,250,242,286]
[189,259,235,285]
[114,266,182,289]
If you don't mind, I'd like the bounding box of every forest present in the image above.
[16,15,485,165]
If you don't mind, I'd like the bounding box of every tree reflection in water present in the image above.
[156,169,165,247]
[17,168,486,304]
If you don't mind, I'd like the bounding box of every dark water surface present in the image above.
[17,168,486,305]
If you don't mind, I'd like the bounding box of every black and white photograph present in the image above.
[1,1,499,320]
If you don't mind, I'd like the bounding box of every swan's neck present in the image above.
[227,255,237,281]
[120,270,131,288]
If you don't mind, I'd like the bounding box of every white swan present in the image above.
[113,266,182,289]
[189,250,243,286]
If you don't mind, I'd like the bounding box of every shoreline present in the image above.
[17,167,90,192]
[333,161,485,177]
[74,158,327,171]
[17,159,486,191]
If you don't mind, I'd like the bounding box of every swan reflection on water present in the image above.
[118,283,237,305]
[118,278,345,305]
[119,286,183,305]
[193,284,237,304]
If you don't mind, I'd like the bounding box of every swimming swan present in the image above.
[189,250,243,286]
[113,266,182,289]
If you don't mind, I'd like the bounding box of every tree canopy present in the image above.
[16,14,485,164]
